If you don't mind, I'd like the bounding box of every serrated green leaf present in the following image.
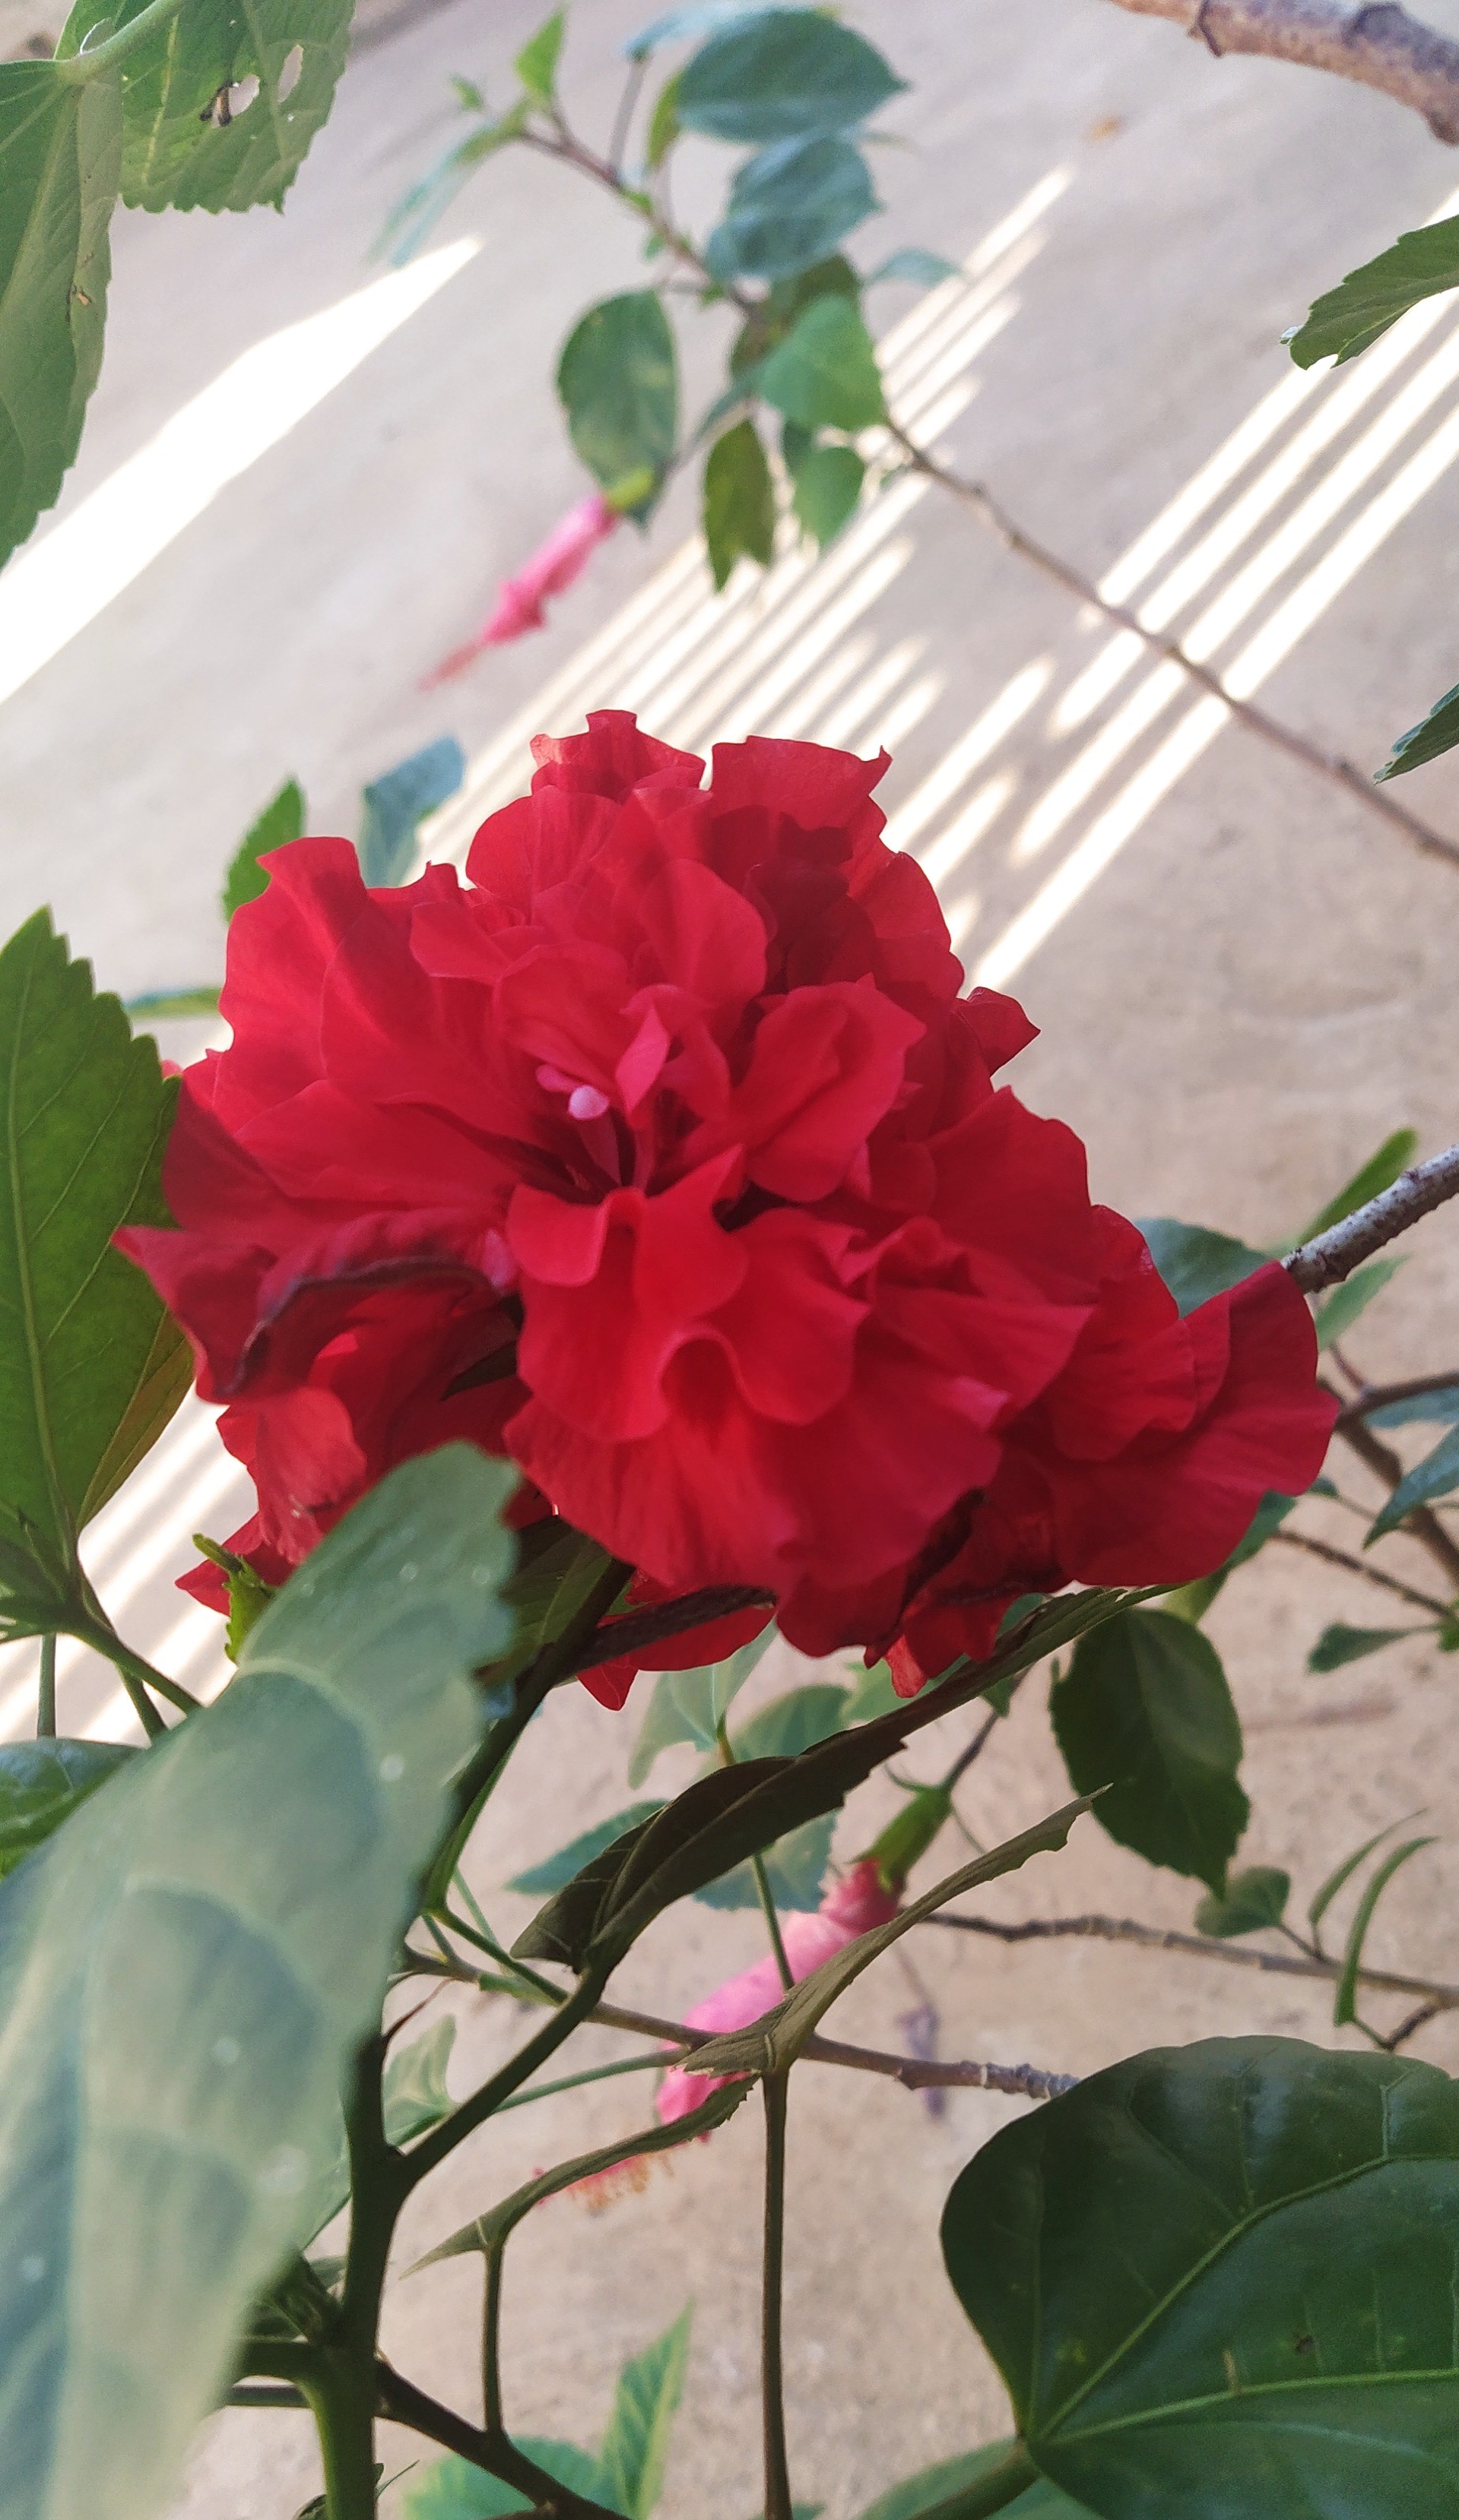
[1193,1863,1290,1939]
[1137,1216,1267,1317]
[703,414,775,588]
[758,290,885,429]
[0,1444,515,2520]
[403,2440,609,2519]
[1307,1621,1426,1673]
[514,9,565,103]
[67,0,354,214]
[705,133,877,284]
[558,291,677,509]
[943,2037,1459,2518]
[1314,1257,1402,1349]
[358,736,464,887]
[222,776,305,922]
[1287,214,1459,369]
[1052,1610,1247,1893]
[0,913,190,1636]
[507,1801,667,1897]
[597,2307,692,2520]
[790,439,862,545]
[0,1738,136,1879]
[676,9,904,142]
[0,59,119,572]
[1294,1129,1419,1241]
[855,2442,1086,2520]
[1366,1420,1459,1541]
[1377,675,1459,781]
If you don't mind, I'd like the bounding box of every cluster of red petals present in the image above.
[120,712,1334,1701]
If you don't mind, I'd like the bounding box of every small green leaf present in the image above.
[383,2016,457,2146]
[1052,1610,1247,1893]
[0,59,119,571]
[403,2440,609,2519]
[627,1629,772,1784]
[1287,214,1459,368]
[0,1738,136,1879]
[703,415,775,588]
[1366,1420,1459,1542]
[1367,1382,1459,1429]
[514,9,565,103]
[1314,1257,1402,1348]
[1377,675,1459,781]
[597,2307,692,2520]
[358,736,464,887]
[646,70,680,168]
[855,2443,1086,2520]
[1308,1621,1426,1673]
[222,777,305,921]
[507,1802,667,1897]
[705,134,877,284]
[758,292,885,430]
[790,440,863,546]
[866,247,960,290]
[1308,1812,1420,1943]
[1294,1128,1419,1242]
[1193,1863,1290,1939]
[557,291,678,509]
[1335,1834,1436,2026]
[943,2037,1459,2517]
[1137,1216,1267,1317]
[676,9,904,142]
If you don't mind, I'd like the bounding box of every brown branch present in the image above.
[1330,1399,1459,1589]
[572,1584,774,1674]
[929,1909,1459,2009]
[1285,1142,1459,1288]
[374,2364,608,2518]
[1269,1523,1452,1614]
[1338,1370,1459,1424]
[885,423,1459,876]
[1101,0,1459,143]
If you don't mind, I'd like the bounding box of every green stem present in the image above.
[752,1850,794,1993]
[481,2242,505,2432]
[320,2036,408,2520]
[55,0,188,78]
[374,2363,621,2520]
[79,1608,200,1723]
[404,1969,608,2187]
[491,2050,665,2114]
[36,1633,55,1739]
[905,2443,1042,2520]
[761,2072,793,2520]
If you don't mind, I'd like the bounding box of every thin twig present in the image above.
[572,1584,772,1673]
[1101,0,1459,142]
[1286,1144,1459,1288]
[1268,1524,1451,1616]
[928,1909,1459,2011]
[374,2363,614,2520]
[1338,1372,1459,1424]
[1328,1397,1459,1590]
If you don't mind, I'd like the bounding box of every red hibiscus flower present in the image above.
[119,712,1334,1698]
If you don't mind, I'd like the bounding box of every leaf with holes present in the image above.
[1287,214,1459,368]
[558,292,678,507]
[703,415,775,588]
[0,59,119,571]
[676,9,904,142]
[0,1444,516,2520]
[1052,1610,1247,1893]
[943,2036,1459,2518]
[0,914,190,1638]
[222,777,305,921]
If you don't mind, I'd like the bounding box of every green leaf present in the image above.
[557,291,678,509]
[1287,214,1459,369]
[358,736,464,887]
[598,2307,692,2520]
[1294,1128,1419,1242]
[383,2015,457,2146]
[1193,1864,1290,1939]
[66,0,354,214]
[1369,1382,1459,1428]
[626,2,767,61]
[841,1659,900,1721]
[705,134,877,284]
[758,291,885,430]
[730,1682,850,1764]
[0,1444,516,2520]
[507,1801,668,1896]
[514,9,565,103]
[1052,1610,1247,1893]
[646,70,680,168]
[1137,1216,1266,1317]
[222,776,305,921]
[403,2440,609,2519]
[0,60,119,572]
[1308,1621,1426,1673]
[681,1799,1090,2079]
[866,247,960,290]
[1314,1257,1402,1348]
[1335,1833,1436,2026]
[124,986,222,1021]
[943,2036,1459,2518]
[1377,675,1459,781]
[1307,1811,1421,1943]
[0,913,190,1637]
[855,2442,1088,2520]
[790,441,863,546]
[703,415,775,588]
[695,1810,835,1911]
[0,1738,136,1879]
[375,105,529,269]
[627,1629,773,1784]
[1165,1487,1300,1621]
[1366,1420,1459,1541]
[676,9,904,142]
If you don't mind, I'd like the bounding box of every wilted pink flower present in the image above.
[657,1859,900,2125]
[426,493,619,682]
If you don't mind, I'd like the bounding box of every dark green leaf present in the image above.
[0,1738,135,1879]
[1137,1216,1266,1317]
[1377,675,1459,781]
[403,2439,609,2519]
[758,291,885,429]
[866,247,961,290]
[705,134,877,283]
[514,10,565,103]
[1315,1257,1402,1348]
[222,776,305,921]
[1366,1421,1459,1540]
[597,2307,692,2520]
[1193,1864,1290,1939]
[484,1523,621,1705]
[1368,1382,1459,1428]
[1335,1834,1436,2026]
[1308,1621,1426,1673]
[790,441,863,545]
[944,2038,1459,2518]
[63,0,353,214]
[1287,214,1459,369]
[0,60,119,571]
[0,1444,516,2520]
[1294,1128,1418,1241]
[695,1811,835,1911]
[626,1629,772,1784]
[358,736,464,887]
[703,415,775,588]
[0,913,190,1637]
[676,9,904,142]
[557,291,678,508]
[512,1807,665,1966]
[855,2442,1087,2520]
[507,1802,667,1897]
[1052,1610,1247,1892]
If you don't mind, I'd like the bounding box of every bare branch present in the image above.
[1269,1523,1452,1615]
[1285,1142,1459,1289]
[928,1908,1459,2009]
[1103,0,1459,142]
[1330,1400,1459,1588]
[1338,1370,1459,1424]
